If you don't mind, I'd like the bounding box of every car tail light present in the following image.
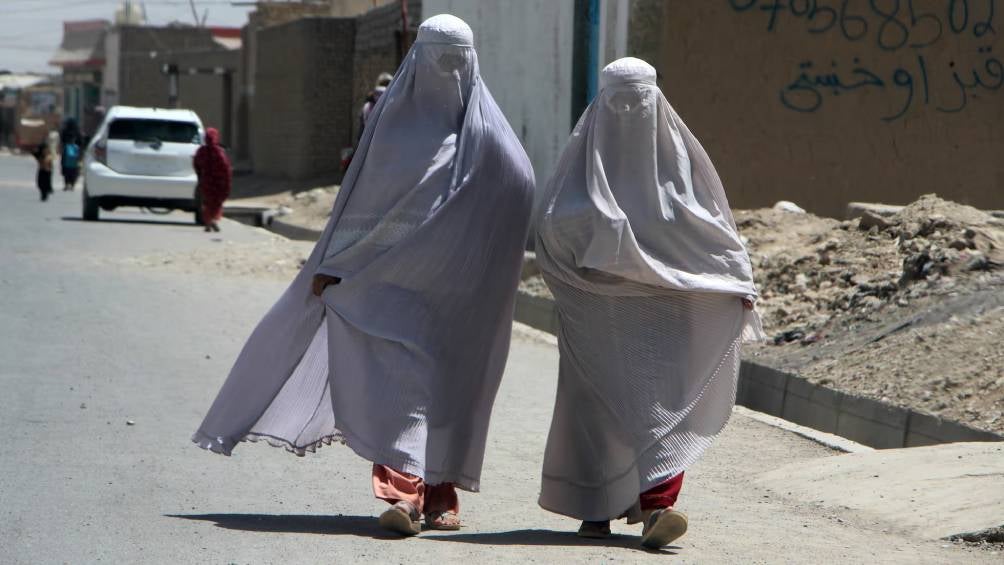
[93,140,107,165]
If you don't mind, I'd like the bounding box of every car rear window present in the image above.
[107,119,199,144]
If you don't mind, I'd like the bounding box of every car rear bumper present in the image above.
[85,161,197,200]
[89,195,199,212]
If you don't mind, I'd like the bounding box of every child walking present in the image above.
[34,144,54,201]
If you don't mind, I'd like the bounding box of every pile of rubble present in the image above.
[276,186,340,232]
[739,195,1002,344]
[740,195,1003,434]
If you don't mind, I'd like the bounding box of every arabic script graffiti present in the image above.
[781,47,1002,120]
[729,0,1000,120]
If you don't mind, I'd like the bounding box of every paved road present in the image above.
[0,153,992,564]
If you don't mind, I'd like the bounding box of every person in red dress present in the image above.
[193,128,231,232]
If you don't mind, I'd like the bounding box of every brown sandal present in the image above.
[424,510,462,530]
[640,508,688,549]
[378,501,421,536]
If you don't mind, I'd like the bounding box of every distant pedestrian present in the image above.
[59,118,83,191]
[192,128,231,232]
[34,144,53,201]
[60,141,81,191]
[59,117,82,146]
[193,15,533,537]
[343,72,394,171]
[533,58,764,550]
[358,72,393,139]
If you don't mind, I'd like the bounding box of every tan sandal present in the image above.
[640,508,688,549]
[424,510,462,531]
[378,501,421,536]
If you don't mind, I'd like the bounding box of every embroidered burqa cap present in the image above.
[193,14,534,492]
[534,57,763,521]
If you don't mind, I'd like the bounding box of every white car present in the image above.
[82,106,205,222]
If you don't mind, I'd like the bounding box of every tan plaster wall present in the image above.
[649,1,1002,217]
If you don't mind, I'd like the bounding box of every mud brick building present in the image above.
[252,17,357,179]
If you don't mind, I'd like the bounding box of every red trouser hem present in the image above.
[639,472,684,510]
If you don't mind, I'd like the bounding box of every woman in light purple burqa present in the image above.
[534,58,763,549]
[192,14,534,536]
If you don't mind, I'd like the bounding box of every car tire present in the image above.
[82,188,99,221]
[193,188,204,226]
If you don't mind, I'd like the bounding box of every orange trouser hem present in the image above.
[372,464,460,515]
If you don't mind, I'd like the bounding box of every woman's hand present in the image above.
[312,274,342,297]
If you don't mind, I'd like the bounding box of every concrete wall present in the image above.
[598,0,629,69]
[642,2,1002,217]
[101,30,120,107]
[253,17,356,179]
[241,2,390,167]
[422,0,576,184]
[328,0,397,17]
[253,0,394,20]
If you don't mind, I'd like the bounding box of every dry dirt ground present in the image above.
[114,233,313,281]
[521,195,1004,436]
[118,183,339,281]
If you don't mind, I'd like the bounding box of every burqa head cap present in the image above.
[417,14,474,46]
[600,57,657,89]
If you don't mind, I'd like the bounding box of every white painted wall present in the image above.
[101,30,120,108]
[598,0,629,70]
[422,0,575,185]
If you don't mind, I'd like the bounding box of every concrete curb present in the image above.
[512,289,1004,449]
[222,204,271,227]
[264,215,323,241]
[733,406,873,453]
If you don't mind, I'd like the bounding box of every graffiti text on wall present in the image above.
[728,0,1000,121]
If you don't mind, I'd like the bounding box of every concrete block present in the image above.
[905,412,1003,447]
[836,394,909,448]
[268,216,322,242]
[736,362,787,417]
[781,376,841,435]
[514,291,558,335]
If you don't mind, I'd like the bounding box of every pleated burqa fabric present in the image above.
[192,15,534,492]
[534,58,764,520]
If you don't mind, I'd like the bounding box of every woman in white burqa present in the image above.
[192,15,534,536]
[534,57,763,549]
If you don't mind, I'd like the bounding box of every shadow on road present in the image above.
[167,513,401,540]
[420,529,677,554]
[61,216,199,227]
[167,514,677,553]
